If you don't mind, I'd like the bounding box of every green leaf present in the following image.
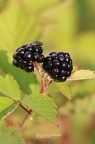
[68,70,95,81]
[0,121,25,144]
[0,96,13,112]
[0,97,19,120]
[0,75,21,101]
[0,51,39,95]
[21,94,57,124]
[54,82,72,100]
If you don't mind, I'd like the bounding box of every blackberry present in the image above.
[37,55,45,63]
[24,66,34,72]
[17,48,25,57]
[42,52,73,82]
[34,47,43,54]
[66,71,71,77]
[49,52,57,56]
[44,56,52,62]
[64,53,70,58]
[58,76,67,82]
[12,41,44,72]
[13,52,20,60]
[52,68,59,75]
[32,52,39,61]
[60,62,68,70]
[13,59,19,67]
[52,55,58,60]
[58,56,65,62]
[25,45,34,52]
[24,51,33,61]
[53,60,60,68]
[59,70,66,77]
[57,52,64,57]
[19,59,27,68]
[46,61,53,69]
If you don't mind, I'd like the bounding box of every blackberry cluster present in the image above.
[13,41,44,72]
[42,52,73,82]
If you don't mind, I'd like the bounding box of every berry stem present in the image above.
[40,76,45,93]
[33,62,52,93]
[33,62,46,93]
[33,62,42,78]
[40,77,52,93]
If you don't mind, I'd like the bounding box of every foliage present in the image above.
[0,121,25,144]
[0,0,95,144]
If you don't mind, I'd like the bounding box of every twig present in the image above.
[18,103,32,131]
[19,103,32,115]
[18,113,30,131]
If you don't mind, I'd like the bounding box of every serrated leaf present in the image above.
[0,121,25,144]
[0,99,19,121]
[0,96,13,113]
[0,75,21,101]
[0,51,39,95]
[21,94,57,124]
[11,71,39,95]
[54,82,72,100]
[68,70,95,81]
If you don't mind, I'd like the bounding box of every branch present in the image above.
[19,103,32,115]
[18,103,32,131]
[18,113,30,131]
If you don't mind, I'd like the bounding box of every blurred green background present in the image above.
[0,0,95,144]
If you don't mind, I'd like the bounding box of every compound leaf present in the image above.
[54,82,72,100]
[0,75,21,101]
[21,94,57,124]
[0,97,19,120]
[68,70,95,81]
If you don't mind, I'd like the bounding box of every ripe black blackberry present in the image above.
[13,41,44,72]
[42,52,73,82]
